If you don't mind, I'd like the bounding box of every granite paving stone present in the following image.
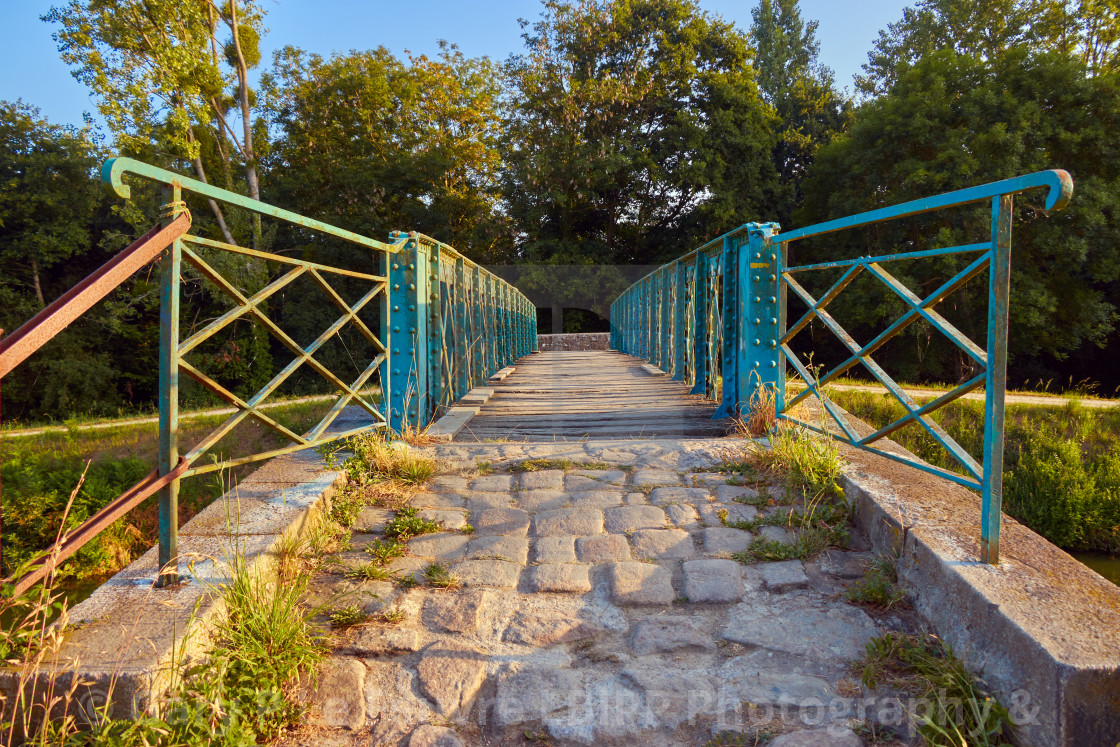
[418,509,467,530]
[430,476,468,492]
[473,508,530,537]
[722,599,880,661]
[412,492,465,509]
[665,503,699,526]
[631,469,682,487]
[630,528,695,559]
[407,533,470,560]
[629,616,715,655]
[602,505,667,533]
[526,563,592,593]
[452,559,522,589]
[534,536,577,563]
[716,484,759,503]
[608,561,675,605]
[569,490,625,509]
[468,474,514,492]
[682,558,744,602]
[702,526,755,554]
[420,590,489,633]
[466,493,514,510]
[415,640,487,718]
[514,490,570,511]
[760,560,810,592]
[465,535,529,564]
[532,507,604,536]
[517,470,565,491]
[649,487,711,506]
[570,469,626,485]
[759,525,795,544]
[575,534,631,563]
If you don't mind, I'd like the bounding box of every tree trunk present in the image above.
[31,258,45,308]
[188,127,236,245]
[551,302,564,334]
[228,0,262,249]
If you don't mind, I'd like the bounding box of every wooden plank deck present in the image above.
[453,350,731,442]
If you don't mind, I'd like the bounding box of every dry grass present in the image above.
[733,381,777,438]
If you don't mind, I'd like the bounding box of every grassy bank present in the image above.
[826,389,1120,555]
[0,399,334,586]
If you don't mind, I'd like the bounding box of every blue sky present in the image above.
[1,0,912,130]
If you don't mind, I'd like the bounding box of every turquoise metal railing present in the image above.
[610,170,1074,564]
[0,157,534,592]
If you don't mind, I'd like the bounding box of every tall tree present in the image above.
[263,43,507,258]
[502,0,779,270]
[799,48,1120,384]
[44,0,268,247]
[750,0,851,225]
[857,0,1120,96]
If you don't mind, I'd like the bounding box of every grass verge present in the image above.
[858,632,1016,746]
[829,390,1120,554]
[0,400,333,585]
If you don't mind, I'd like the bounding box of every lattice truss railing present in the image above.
[769,171,1073,563]
[777,244,993,488]
[175,233,388,478]
[610,171,1073,564]
[610,243,725,402]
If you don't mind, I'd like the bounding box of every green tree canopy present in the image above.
[501,0,779,271]
[858,0,1120,96]
[45,0,269,246]
[262,43,508,261]
[749,0,851,225]
[799,48,1120,383]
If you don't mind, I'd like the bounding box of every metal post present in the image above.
[425,242,441,421]
[714,235,739,419]
[156,184,182,587]
[743,223,782,406]
[690,253,709,395]
[471,266,482,387]
[484,274,494,377]
[981,195,1012,564]
[379,242,391,427]
[660,266,672,373]
[454,258,467,400]
[673,261,687,380]
[387,233,418,433]
[776,239,789,414]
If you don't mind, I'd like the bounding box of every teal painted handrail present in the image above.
[1,158,537,591]
[610,170,1074,565]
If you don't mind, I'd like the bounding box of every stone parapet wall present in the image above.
[535,333,611,351]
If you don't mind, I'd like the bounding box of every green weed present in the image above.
[846,555,908,609]
[859,632,1016,746]
[384,507,442,541]
[510,459,615,472]
[343,432,436,486]
[81,552,327,745]
[423,563,459,589]
[344,563,396,582]
[365,538,407,565]
[395,574,420,590]
[330,604,373,628]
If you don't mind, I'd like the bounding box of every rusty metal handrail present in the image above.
[6,458,190,598]
[0,214,191,378]
[2,158,536,594]
[0,215,191,593]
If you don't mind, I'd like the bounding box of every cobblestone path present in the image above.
[280,438,915,747]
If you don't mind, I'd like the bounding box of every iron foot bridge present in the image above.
[0,158,1074,594]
